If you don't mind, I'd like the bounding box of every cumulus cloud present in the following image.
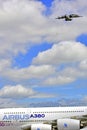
[0,84,55,99]
[79,60,87,70]
[0,65,55,81]
[0,59,11,71]
[0,0,47,56]
[51,0,87,16]
[0,85,35,98]
[0,41,87,86]
[42,66,87,86]
[33,41,87,65]
[43,76,75,86]
[32,41,87,86]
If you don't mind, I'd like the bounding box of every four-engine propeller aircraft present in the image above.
[56,14,82,21]
[0,106,87,130]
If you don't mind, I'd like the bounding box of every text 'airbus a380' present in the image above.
[56,14,82,21]
[0,106,87,130]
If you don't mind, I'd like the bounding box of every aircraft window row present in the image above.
[4,112,26,114]
[20,120,33,122]
[20,120,43,122]
[0,121,11,123]
[1,120,43,123]
[33,110,84,113]
[20,120,30,122]
[4,110,84,114]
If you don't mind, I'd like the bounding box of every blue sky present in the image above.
[38,0,53,7]
[14,43,53,68]
[0,0,87,107]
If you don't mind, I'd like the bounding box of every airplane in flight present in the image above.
[56,14,82,21]
[0,106,87,130]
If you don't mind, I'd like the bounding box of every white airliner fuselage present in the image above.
[0,106,87,130]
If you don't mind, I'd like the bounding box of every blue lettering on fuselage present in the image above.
[3,114,45,121]
[3,114,30,120]
[30,114,45,118]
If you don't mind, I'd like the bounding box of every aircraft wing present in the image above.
[69,14,82,18]
[56,15,66,19]
[56,15,72,21]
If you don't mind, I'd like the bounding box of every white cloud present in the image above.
[0,65,55,81]
[0,0,47,56]
[43,76,75,86]
[51,0,87,16]
[33,41,87,65]
[43,64,87,86]
[0,41,87,86]
[79,60,87,70]
[0,85,35,98]
[32,40,87,86]
[42,64,87,86]
[0,59,11,71]
[0,84,55,99]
